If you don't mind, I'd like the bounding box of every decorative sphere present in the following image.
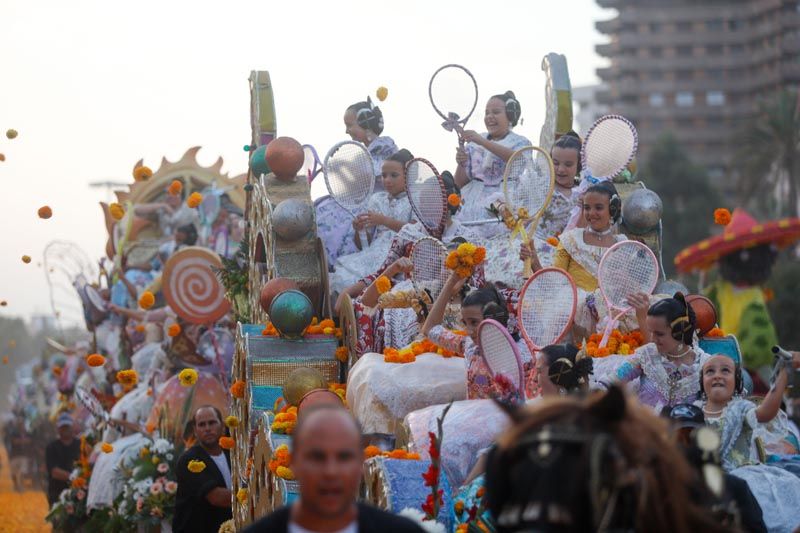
[269,290,314,339]
[259,277,299,313]
[273,198,314,241]
[622,189,663,235]
[654,279,689,297]
[265,137,304,182]
[282,367,328,406]
[686,294,718,336]
[249,145,271,176]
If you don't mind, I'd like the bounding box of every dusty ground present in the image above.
[0,448,50,532]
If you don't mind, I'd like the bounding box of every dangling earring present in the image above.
[701,391,707,401]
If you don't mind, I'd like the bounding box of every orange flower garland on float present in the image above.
[271,406,298,435]
[363,446,421,460]
[705,327,725,338]
[269,444,294,480]
[261,317,342,338]
[218,436,235,450]
[133,165,153,182]
[86,353,106,367]
[445,242,486,278]
[384,347,416,363]
[167,180,183,196]
[580,329,644,357]
[230,380,246,399]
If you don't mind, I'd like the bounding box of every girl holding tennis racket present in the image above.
[329,149,414,294]
[316,97,399,264]
[453,91,532,238]
[421,271,534,400]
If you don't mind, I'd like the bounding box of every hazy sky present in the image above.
[0,0,613,327]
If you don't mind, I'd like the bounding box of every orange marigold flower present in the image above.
[71,477,87,489]
[167,180,183,196]
[376,275,392,294]
[447,193,461,207]
[319,318,335,329]
[231,380,246,399]
[133,165,153,182]
[138,291,155,309]
[178,368,198,387]
[116,369,139,386]
[86,353,106,367]
[135,324,146,333]
[546,236,559,246]
[219,436,235,450]
[335,346,349,363]
[187,192,203,208]
[714,208,731,226]
[364,445,382,459]
[706,327,725,338]
[445,251,459,269]
[52,366,63,376]
[276,465,295,480]
[406,452,421,460]
[236,487,248,504]
[101,442,113,453]
[167,323,181,337]
[109,203,125,221]
[37,205,53,219]
[388,449,408,459]
[473,246,486,264]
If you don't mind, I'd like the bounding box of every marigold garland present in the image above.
[376,275,392,294]
[178,368,198,387]
[187,460,206,473]
[219,436,235,450]
[138,291,155,309]
[269,444,294,480]
[167,180,183,196]
[133,165,153,182]
[271,407,298,435]
[225,415,240,428]
[236,488,248,504]
[446,242,486,278]
[230,380,246,399]
[187,192,203,208]
[384,347,416,364]
[705,327,725,338]
[335,346,349,363]
[86,353,106,367]
[579,329,644,357]
[109,202,125,221]
[37,205,53,219]
[714,208,731,226]
[167,323,182,337]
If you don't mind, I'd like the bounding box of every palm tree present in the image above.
[734,89,800,218]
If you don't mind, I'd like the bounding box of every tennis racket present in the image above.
[502,146,555,277]
[581,114,638,180]
[302,144,323,184]
[323,140,375,247]
[75,386,110,424]
[597,240,659,348]
[478,319,525,400]
[518,267,577,354]
[411,236,448,303]
[429,64,479,149]
[405,157,447,237]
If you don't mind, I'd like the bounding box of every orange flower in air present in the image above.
[139,291,155,309]
[231,380,246,399]
[86,353,106,367]
[219,436,235,450]
[168,180,183,196]
[37,206,53,219]
[109,203,125,221]
[447,193,461,207]
[714,208,731,226]
[133,165,153,182]
[167,323,181,337]
[187,192,203,208]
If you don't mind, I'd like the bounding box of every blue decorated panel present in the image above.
[698,335,742,364]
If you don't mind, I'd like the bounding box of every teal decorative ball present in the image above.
[269,290,313,339]
[249,145,271,176]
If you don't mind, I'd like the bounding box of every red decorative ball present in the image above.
[259,277,299,313]
[686,294,717,336]
[265,137,304,182]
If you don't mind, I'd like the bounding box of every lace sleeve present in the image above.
[427,325,467,355]
[358,234,404,287]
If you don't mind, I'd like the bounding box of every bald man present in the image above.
[245,404,424,533]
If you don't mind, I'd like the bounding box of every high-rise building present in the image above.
[595,0,800,181]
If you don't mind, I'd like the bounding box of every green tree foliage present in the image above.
[766,256,800,348]
[641,133,722,277]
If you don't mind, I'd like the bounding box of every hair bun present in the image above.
[504,90,516,99]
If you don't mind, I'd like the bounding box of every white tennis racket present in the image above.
[429,64,479,149]
[411,237,449,303]
[597,240,659,347]
[518,267,577,353]
[478,319,524,399]
[581,115,638,180]
[405,157,447,237]
[502,146,555,277]
[323,140,375,246]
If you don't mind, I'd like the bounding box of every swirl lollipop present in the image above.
[162,247,230,324]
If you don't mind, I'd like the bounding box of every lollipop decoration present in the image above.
[163,247,231,324]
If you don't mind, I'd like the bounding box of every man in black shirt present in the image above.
[45,413,80,506]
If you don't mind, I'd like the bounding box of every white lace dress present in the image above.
[534,189,574,266]
[330,192,412,294]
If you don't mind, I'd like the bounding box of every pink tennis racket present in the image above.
[411,237,448,302]
[405,157,447,237]
[478,319,525,399]
[597,240,659,347]
[517,267,577,353]
[302,144,322,184]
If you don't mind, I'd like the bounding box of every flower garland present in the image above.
[705,327,725,338]
[270,404,298,435]
[261,317,342,339]
[384,347,416,363]
[445,242,486,278]
[579,329,644,357]
[364,446,421,460]
[269,444,294,480]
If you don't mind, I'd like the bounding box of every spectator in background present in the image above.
[45,413,80,505]
[173,405,232,533]
[5,416,33,491]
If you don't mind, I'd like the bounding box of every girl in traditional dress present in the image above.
[421,271,533,401]
[454,91,531,238]
[697,354,800,532]
[316,97,399,264]
[596,292,709,412]
[329,149,414,294]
